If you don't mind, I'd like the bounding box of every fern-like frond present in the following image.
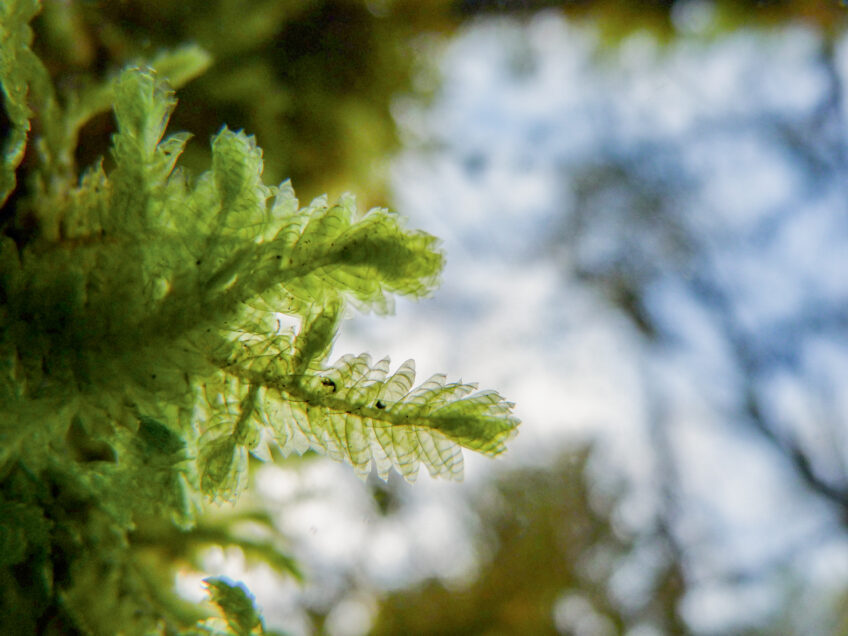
[218,306,518,482]
[270,353,518,481]
[2,65,517,514]
[0,7,521,630]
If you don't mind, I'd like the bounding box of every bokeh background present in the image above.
[29,1,848,633]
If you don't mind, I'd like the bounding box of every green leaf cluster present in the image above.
[0,0,517,631]
[203,577,264,636]
[32,0,460,204]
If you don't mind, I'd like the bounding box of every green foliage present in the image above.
[32,0,458,204]
[0,0,42,205]
[0,1,517,631]
[203,577,264,635]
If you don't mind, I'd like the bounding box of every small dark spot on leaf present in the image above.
[137,416,185,456]
[196,259,202,266]
[321,378,336,392]
[375,400,386,409]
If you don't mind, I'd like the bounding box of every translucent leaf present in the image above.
[212,127,270,234]
[204,577,263,636]
[64,45,211,171]
[253,353,519,481]
[199,434,247,503]
[270,199,444,313]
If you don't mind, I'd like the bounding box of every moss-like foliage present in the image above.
[0,1,517,632]
[30,0,459,205]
